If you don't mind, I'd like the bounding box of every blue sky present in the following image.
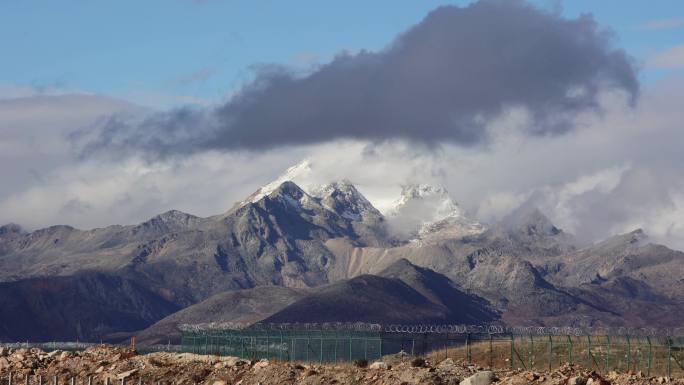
[1,0,682,108]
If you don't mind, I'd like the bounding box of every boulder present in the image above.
[116,369,138,380]
[568,376,587,385]
[0,357,9,371]
[438,358,455,367]
[252,359,269,370]
[221,356,247,367]
[369,361,389,370]
[460,371,494,385]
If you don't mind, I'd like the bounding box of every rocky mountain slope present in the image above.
[1,163,683,341]
[0,273,179,341]
[263,259,498,325]
[136,286,309,345]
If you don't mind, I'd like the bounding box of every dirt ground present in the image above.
[0,345,682,385]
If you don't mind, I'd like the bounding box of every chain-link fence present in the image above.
[180,324,684,377]
[180,323,382,362]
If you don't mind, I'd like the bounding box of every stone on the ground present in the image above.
[369,361,389,370]
[116,369,138,379]
[568,376,587,385]
[438,358,455,367]
[460,370,494,385]
[212,381,227,385]
[253,359,269,369]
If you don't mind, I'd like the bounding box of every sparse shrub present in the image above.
[410,357,426,367]
[353,358,368,368]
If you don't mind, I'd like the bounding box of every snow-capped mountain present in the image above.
[310,180,382,221]
[240,159,313,206]
[240,161,484,241]
[386,184,485,240]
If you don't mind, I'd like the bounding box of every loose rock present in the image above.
[369,361,389,370]
[460,370,494,385]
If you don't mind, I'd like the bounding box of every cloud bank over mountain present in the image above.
[74,0,637,157]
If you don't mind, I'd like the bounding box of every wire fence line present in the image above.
[2,324,683,378]
[180,322,684,337]
[179,323,684,378]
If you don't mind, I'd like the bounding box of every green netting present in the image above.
[180,328,683,376]
[181,329,382,362]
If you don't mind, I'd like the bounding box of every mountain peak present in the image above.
[240,160,313,207]
[310,180,381,221]
[386,183,484,240]
[156,210,196,221]
[134,210,201,236]
[268,180,307,200]
[0,223,24,239]
[594,228,648,249]
[499,205,562,238]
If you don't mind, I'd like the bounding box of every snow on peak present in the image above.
[310,180,381,221]
[241,159,313,206]
[387,183,485,240]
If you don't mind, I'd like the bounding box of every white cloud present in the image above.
[2,76,684,251]
[637,18,684,31]
[647,43,684,69]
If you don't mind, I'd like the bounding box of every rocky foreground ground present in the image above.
[0,345,682,385]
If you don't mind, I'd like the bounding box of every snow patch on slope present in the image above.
[241,160,313,206]
[310,180,381,221]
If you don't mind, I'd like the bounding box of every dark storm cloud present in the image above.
[78,0,638,156]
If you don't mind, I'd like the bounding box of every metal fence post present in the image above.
[320,330,323,364]
[587,335,592,369]
[9,372,12,385]
[380,334,383,359]
[489,333,493,368]
[510,334,514,369]
[333,331,338,363]
[626,335,631,372]
[668,337,672,380]
[266,332,270,360]
[529,334,534,370]
[548,335,553,371]
[647,336,652,377]
[466,333,471,363]
[606,335,611,373]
